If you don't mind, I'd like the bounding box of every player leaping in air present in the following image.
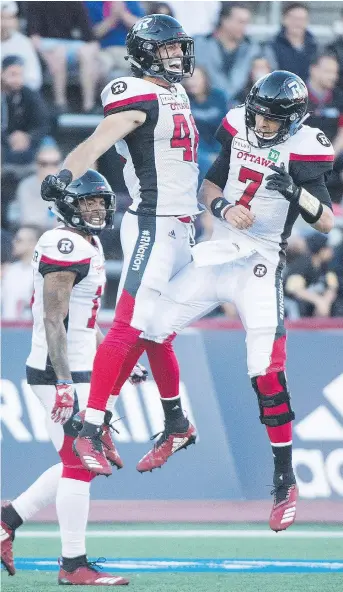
[40,15,200,477]
[136,71,335,532]
[1,170,145,585]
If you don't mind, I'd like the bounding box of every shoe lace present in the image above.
[104,412,125,435]
[86,557,106,573]
[150,419,189,448]
[87,431,104,454]
[270,484,293,505]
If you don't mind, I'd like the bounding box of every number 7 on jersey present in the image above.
[236,166,264,210]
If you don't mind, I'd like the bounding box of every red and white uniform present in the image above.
[27,227,105,381]
[142,106,334,377]
[101,76,200,329]
[26,227,105,452]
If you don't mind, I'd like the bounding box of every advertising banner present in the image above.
[1,327,342,500]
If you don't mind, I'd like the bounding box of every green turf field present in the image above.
[3,523,343,591]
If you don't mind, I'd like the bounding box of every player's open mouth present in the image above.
[167,58,182,71]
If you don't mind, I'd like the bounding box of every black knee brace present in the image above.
[251,371,295,427]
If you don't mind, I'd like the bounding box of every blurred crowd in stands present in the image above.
[1,0,343,320]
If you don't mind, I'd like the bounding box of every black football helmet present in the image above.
[126,14,195,84]
[245,70,308,148]
[50,170,115,236]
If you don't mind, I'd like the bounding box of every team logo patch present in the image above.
[57,238,74,254]
[316,133,331,147]
[111,81,127,95]
[268,148,280,163]
[233,137,251,152]
[254,264,267,277]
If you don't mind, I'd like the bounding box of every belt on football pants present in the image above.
[128,209,194,223]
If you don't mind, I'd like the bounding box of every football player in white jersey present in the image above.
[40,15,199,476]
[0,170,131,585]
[138,71,335,532]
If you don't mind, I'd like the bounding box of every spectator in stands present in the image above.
[1,225,42,320]
[1,56,50,166]
[194,2,260,103]
[307,53,343,153]
[27,1,99,113]
[8,142,62,230]
[148,3,175,17]
[1,1,42,91]
[183,66,227,183]
[267,2,317,82]
[235,54,272,104]
[168,1,220,37]
[326,8,343,88]
[85,1,144,80]
[284,233,338,319]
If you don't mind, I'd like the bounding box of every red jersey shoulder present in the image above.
[289,125,335,163]
[101,77,158,117]
[216,106,245,148]
[35,229,95,268]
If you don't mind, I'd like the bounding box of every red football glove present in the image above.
[51,382,75,424]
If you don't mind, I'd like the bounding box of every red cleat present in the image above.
[136,421,197,473]
[269,483,298,532]
[58,562,129,586]
[0,520,15,575]
[73,432,112,476]
[74,411,123,470]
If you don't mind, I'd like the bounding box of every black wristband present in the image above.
[300,202,323,224]
[211,197,231,219]
[58,169,73,185]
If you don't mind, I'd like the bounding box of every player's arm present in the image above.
[266,164,334,234]
[43,270,76,380]
[62,110,146,180]
[199,148,255,230]
[95,322,105,349]
[40,110,146,198]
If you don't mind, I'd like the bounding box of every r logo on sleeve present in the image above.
[111,81,128,95]
[316,133,332,147]
[57,238,74,254]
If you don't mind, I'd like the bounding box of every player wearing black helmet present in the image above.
[1,170,147,585]
[41,14,199,479]
[136,70,335,532]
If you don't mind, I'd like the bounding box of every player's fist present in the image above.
[266,163,301,202]
[51,382,75,424]
[41,169,73,202]
[129,363,148,385]
[224,204,255,229]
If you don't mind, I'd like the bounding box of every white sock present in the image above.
[56,477,90,558]
[106,395,118,413]
[12,463,62,522]
[84,408,104,426]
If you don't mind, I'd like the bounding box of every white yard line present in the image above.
[16,529,343,539]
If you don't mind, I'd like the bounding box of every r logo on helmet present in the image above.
[287,80,303,99]
[57,238,74,254]
[134,17,153,31]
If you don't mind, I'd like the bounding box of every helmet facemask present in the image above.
[245,105,304,149]
[51,193,115,236]
[128,38,195,84]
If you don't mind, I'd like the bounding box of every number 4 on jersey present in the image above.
[171,113,199,162]
[236,166,264,210]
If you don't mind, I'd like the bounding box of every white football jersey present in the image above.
[211,106,334,264]
[101,76,200,216]
[26,227,106,383]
